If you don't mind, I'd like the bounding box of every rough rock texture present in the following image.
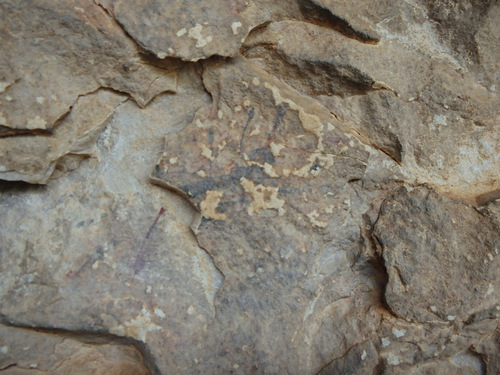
[1,0,500,374]
[0,324,150,374]
[375,187,500,324]
[0,0,176,134]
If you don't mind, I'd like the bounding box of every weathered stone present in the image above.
[242,10,500,206]
[0,66,221,372]
[108,0,383,62]
[317,340,379,375]
[0,89,126,183]
[110,0,266,62]
[0,0,500,373]
[149,55,385,373]
[0,324,150,374]
[375,186,500,323]
[0,0,176,134]
[473,328,500,374]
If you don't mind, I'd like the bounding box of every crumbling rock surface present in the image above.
[0,0,499,374]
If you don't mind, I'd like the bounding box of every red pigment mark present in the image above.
[133,207,166,275]
[229,0,241,15]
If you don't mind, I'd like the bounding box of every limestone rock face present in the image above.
[1,0,500,374]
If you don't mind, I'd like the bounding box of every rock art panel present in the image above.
[151,56,385,373]
[242,16,500,206]
[0,0,500,374]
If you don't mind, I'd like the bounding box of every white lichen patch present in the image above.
[200,190,227,220]
[36,96,45,104]
[109,308,162,343]
[200,144,215,161]
[156,52,168,59]
[154,308,166,318]
[387,354,400,366]
[231,21,242,35]
[325,205,334,214]
[240,177,285,216]
[392,327,407,338]
[372,80,396,93]
[169,157,178,164]
[252,77,260,86]
[246,159,279,178]
[196,118,211,128]
[270,142,285,157]
[197,170,207,178]
[306,210,328,228]
[382,337,391,347]
[176,28,187,37]
[293,152,335,178]
[361,350,367,361]
[26,115,47,129]
[263,162,279,177]
[0,112,6,125]
[484,282,494,297]
[188,24,213,48]
[265,82,324,150]
[249,126,260,136]
[0,346,7,354]
[0,81,13,93]
[429,114,447,130]
[217,140,227,153]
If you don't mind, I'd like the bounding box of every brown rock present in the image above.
[150,55,385,373]
[375,186,500,323]
[0,0,176,134]
[0,89,127,183]
[473,328,500,374]
[0,324,150,375]
[0,67,221,373]
[0,0,500,374]
[242,13,500,206]
[110,0,266,62]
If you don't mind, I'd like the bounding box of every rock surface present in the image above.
[0,0,499,374]
[0,324,150,374]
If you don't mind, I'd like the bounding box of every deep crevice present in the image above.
[0,321,162,375]
[298,0,379,44]
[314,339,373,375]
